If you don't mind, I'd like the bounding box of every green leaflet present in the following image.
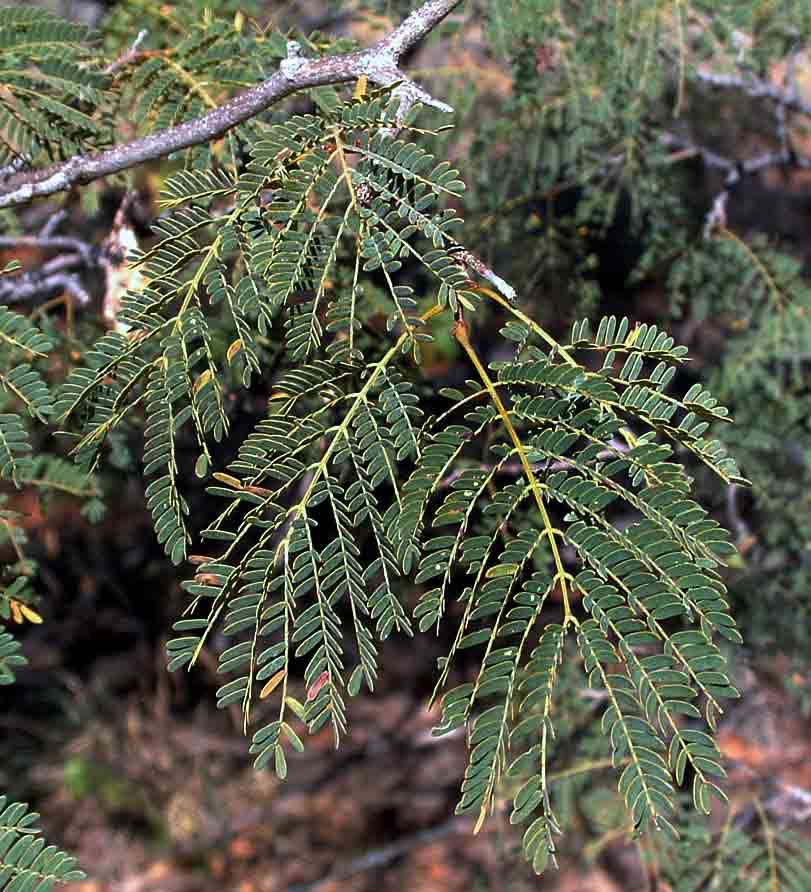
[0,793,85,889]
[0,308,54,487]
[0,631,26,686]
[660,817,811,892]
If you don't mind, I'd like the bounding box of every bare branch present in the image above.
[696,69,811,118]
[0,0,464,211]
[38,210,68,237]
[0,156,29,184]
[379,0,463,59]
[0,235,95,265]
[0,269,90,306]
[660,133,735,174]
[449,246,517,303]
[664,51,811,236]
[704,190,728,239]
[660,132,811,237]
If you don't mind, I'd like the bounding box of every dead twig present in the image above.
[284,816,474,892]
[104,29,149,76]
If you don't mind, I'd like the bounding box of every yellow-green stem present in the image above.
[754,797,779,892]
[474,285,639,450]
[474,285,578,367]
[452,318,578,627]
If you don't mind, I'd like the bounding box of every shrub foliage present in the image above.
[1,0,810,885]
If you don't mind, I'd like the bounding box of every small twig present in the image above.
[104,28,149,76]
[663,48,811,238]
[663,135,810,183]
[0,250,93,305]
[661,133,735,174]
[284,816,473,892]
[450,246,517,303]
[439,442,629,489]
[38,209,68,237]
[704,189,729,239]
[660,133,811,237]
[37,254,86,276]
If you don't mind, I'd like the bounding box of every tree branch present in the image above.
[0,0,464,211]
[0,267,91,306]
[103,28,149,76]
[660,132,811,237]
[696,69,811,118]
[0,235,95,265]
[379,0,463,58]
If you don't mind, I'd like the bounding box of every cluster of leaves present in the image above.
[669,233,811,700]
[657,808,811,891]
[439,0,811,703]
[411,0,811,876]
[497,682,811,889]
[426,316,743,860]
[2,0,811,885]
[0,6,112,167]
[0,795,85,891]
[46,65,746,883]
[0,262,102,688]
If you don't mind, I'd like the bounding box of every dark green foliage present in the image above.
[670,235,811,683]
[0,307,53,486]
[440,0,811,710]
[424,322,740,845]
[659,817,811,891]
[2,0,810,886]
[0,6,109,166]
[8,3,746,874]
[0,795,85,890]
[0,631,26,686]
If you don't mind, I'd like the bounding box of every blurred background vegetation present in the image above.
[2,0,811,889]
